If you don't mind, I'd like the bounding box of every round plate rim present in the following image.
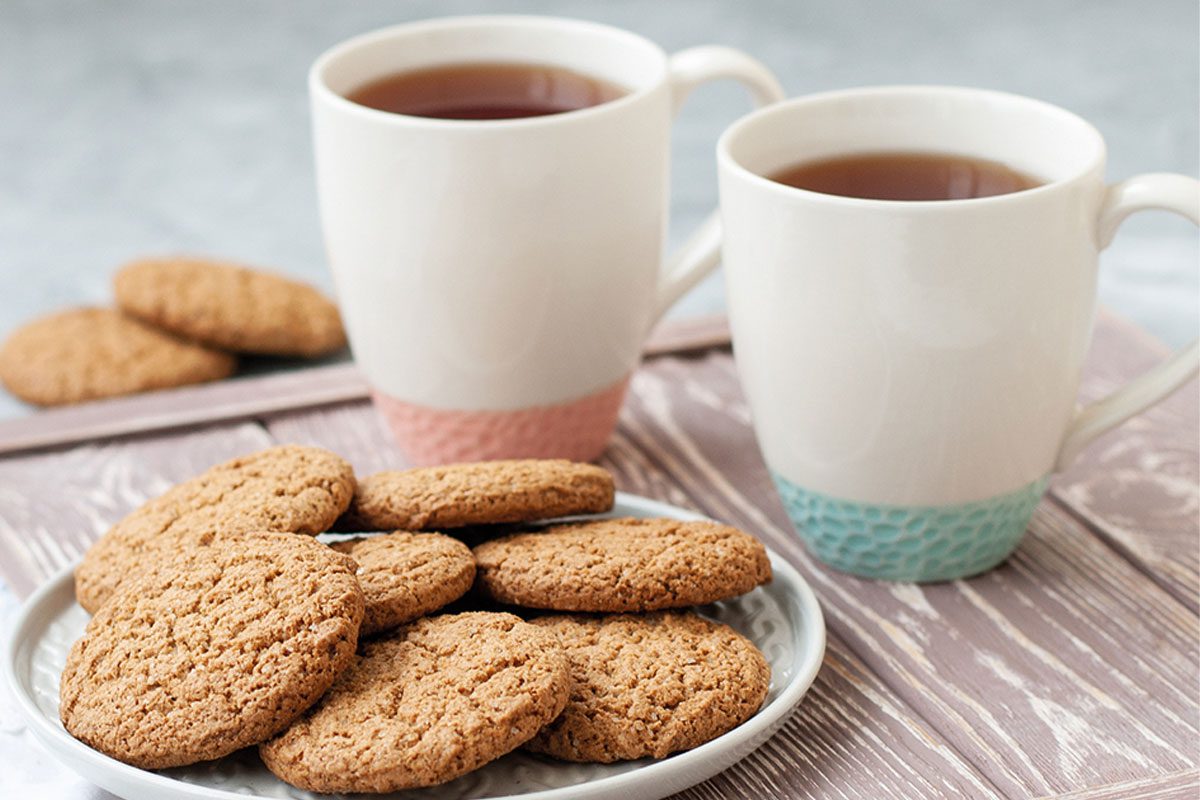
[3,491,827,800]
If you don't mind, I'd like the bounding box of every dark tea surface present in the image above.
[345,62,626,120]
[768,151,1042,201]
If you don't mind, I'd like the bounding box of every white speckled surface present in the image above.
[0,0,1196,421]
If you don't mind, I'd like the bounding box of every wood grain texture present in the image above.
[264,399,1004,800]
[0,361,365,457]
[267,400,408,476]
[265,379,1199,799]
[0,422,272,596]
[644,314,731,357]
[1043,769,1200,799]
[665,635,1002,800]
[0,314,734,457]
[0,311,1194,799]
[618,352,1199,799]
[1052,313,1199,610]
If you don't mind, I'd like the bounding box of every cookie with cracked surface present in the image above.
[259,611,571,793]
[329,531,476,635]
[473,517,772,612]
[113,257,347,357]
[60,531,364,769]
[526,611,770,762]
[337,459,614,531]
[75,444,355,614]
[0,307,235,406]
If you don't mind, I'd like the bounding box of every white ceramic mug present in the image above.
[717,86,1199,581]
[310,16,783,464]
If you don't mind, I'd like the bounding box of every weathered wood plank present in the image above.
[1052,312,1199,609]
[667,636,1002,800]
[645,313,731,357]
[267,400,408,475]
[264,400,1004,800]
[0,310,1189,798]
[619,352,1198,798]
[0,422,272,597]
[265,348,1198,796]
[0,361,364,457]
[0,314,734,458]
[1043,768,1200,799]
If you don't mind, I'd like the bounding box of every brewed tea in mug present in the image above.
[345,62,626,120]
[768,151,1042,201]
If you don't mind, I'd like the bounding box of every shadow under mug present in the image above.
[309,16,783,465]
[717,86,1199,582]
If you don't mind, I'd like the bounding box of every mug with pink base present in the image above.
[310,16,784,464]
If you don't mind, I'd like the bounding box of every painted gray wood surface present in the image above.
[0,313,1195,798]
[1051,770,1200,800]
[1052,315,1200,609]
[0,315,728,457]
[268,395,1003,800]
[613,354,1199,798]
[0,422,272,597]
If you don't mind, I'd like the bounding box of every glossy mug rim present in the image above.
[716,84,1108,210]
[309,14,669,132]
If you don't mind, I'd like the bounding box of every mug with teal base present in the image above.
[773,475,1049,581]
[717,87,1199,582]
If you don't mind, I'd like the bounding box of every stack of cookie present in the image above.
[0,257,346,407]
[61,447,774,793]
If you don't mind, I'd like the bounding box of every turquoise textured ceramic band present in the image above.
[772,474,1050,582]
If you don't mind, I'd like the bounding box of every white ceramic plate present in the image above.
[5,492,826,800]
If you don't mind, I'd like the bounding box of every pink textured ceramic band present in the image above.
[371,374,632,465]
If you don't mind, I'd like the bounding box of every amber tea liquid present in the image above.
[345,61,626,120]
[768,151,1043,201]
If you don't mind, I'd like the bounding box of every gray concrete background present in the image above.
[1,0,1197,419]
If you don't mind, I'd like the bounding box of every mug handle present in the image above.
[1055,173,1200,470]
[651,46,785,321]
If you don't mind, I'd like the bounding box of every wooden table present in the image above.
[0,313,1196,800]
